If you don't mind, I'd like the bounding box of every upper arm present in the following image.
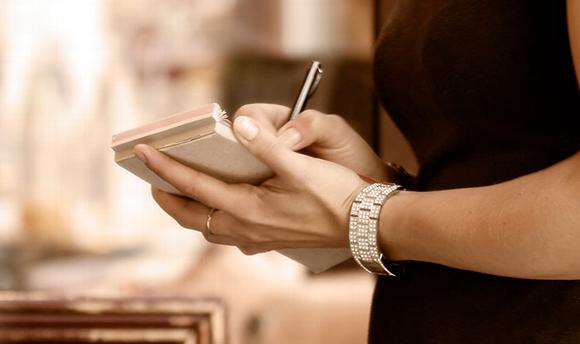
[568,0,580,91]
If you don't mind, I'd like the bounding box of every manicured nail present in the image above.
[234,116,259,141]
[134,145,149,164]
[278,127,302,148]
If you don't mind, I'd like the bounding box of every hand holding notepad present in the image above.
[113,104,359,271]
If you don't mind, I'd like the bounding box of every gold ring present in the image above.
[205,208,217,234]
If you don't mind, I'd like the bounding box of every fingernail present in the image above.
[278,127,302,148]
[134,145,149,164]
[234,116,259,141]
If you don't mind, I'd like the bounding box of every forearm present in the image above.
[380,152,580,280]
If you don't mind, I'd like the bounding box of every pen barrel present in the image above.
[289,61,323,121]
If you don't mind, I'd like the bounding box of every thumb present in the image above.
[233,116,304,176]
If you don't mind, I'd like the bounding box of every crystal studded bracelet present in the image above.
[349,183,403,276]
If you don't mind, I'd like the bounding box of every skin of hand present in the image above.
[232,104,390,182]
[133,111,368,255]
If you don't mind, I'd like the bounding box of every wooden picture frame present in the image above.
[0,293,226,344]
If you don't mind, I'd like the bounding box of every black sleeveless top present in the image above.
[371,1,580,343]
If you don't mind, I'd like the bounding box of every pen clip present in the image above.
[307,64,323,98]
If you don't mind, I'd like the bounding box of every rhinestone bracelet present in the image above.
[349,183,403,276]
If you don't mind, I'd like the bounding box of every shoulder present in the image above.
[568,0,580,91]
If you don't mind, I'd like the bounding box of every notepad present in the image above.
[112,103,274,195]
[111,103,351,272]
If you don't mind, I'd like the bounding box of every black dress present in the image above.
[370,0,580,343]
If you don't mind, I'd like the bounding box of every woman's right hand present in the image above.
[233,103,389,181]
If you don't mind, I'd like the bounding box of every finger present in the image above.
[203,209,249,246]
[278,110,346,150]
[238,242,281,255]
[134,144,252,210]
[152,188,246,246]
[233,104,291,130]
[238,246,264,256]
[233,116,307,176]
[152,187,209,230]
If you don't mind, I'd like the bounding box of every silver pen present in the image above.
[288,61,323,121]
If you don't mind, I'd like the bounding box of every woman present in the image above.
[133,0,580,342]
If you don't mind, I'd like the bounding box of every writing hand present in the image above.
[231,103,389,181]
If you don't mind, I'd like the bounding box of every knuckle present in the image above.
[300,110,322,126]
[327,114,347,126]
[239,246,259,256]
[203,233,225,245]
[175,218,191,229]
[235,104,263,119]
[299,110,335,135]
[151,189,163,205]
[236,104,252,114]
[183,184,200,200]
[202,231,216,243]
[180,172,202,199]
[251,186,268,204]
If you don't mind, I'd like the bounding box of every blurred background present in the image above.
[0,0,416,343]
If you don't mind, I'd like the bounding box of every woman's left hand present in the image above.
[133,116,367,255]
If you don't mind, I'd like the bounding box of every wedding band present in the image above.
[205,208,216,233]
